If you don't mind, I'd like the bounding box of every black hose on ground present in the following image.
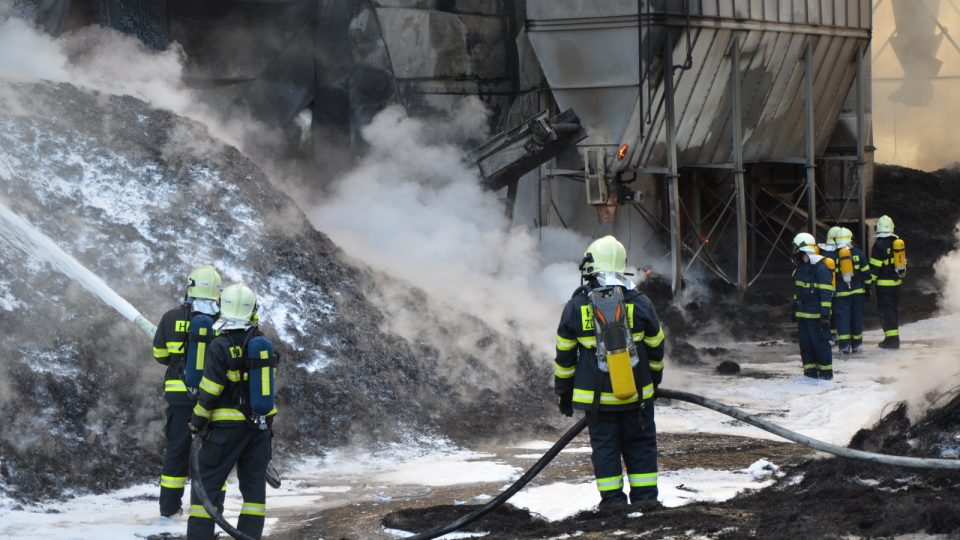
[658,388,960,470]
[404,416,588,540]
[189,434,257,540]
[404,387,960,538]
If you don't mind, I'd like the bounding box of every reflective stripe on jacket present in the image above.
[869,235,902,287]
[554,284,665,412]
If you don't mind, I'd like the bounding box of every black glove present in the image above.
[558,392,573,417]
[863,286,871,300]
[820,317,832,333]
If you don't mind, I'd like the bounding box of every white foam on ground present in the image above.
[4,315,958,536]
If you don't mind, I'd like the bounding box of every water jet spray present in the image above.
[0,203,157,337]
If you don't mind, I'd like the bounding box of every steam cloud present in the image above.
[307,102,589,358]
[873,1,960,170]
[934,223,960,313]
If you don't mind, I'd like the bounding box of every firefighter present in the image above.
[791,232,834,379]
[554,236,665,509]
[834,228,872,354]
[868,215,905,349]
[152,264,222,518]
[188,283,278,540]
[819,226,842,345]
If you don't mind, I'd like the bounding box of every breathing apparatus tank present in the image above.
[184,314,216,393]
[893,238,907,276]
[588,286,638,400]
[245,336,277,429]
[838,247,854,285]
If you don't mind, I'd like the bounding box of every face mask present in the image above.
[190,298,220,316]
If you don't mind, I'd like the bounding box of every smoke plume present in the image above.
[873,1,960,170]
[307,102,588,360]
[934,223,960,313]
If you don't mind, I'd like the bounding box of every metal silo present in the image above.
[525,0,873,294]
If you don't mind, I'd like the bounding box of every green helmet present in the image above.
[825,226,843,245]
[876,215,895,234]
[583,235,627,275]
[220,283,257,322]
[836,227,853,247]
[187,265,222,301]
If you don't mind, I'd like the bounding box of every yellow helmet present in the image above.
[876,215,895,234]
[825,226,843,245]
[186,265,222,301]
[582,235,627,275]
[792,232,818,254]
[220,283,257,322]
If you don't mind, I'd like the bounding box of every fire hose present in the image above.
[404,387,960,540]
[189,433,257,540]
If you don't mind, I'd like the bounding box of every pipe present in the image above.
[403,388,960,538]
[404,417,588,540]
[190,433,257,540]
[658,388,960,470]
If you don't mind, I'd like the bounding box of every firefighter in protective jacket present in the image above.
[554,236,665,508]
[833,228,872,354]
[187,283,278,540]
[152,264,222,517]
[868,215,904,349]
[791,232,835,379]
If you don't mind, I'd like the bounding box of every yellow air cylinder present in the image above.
[838,247,854,285]
[893,238,907,275]
[606,348,638,399]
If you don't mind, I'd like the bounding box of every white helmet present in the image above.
[835,228,853,247]
[792,232,818,254]
[876,215,895,234]
[220,283,258,324]
[582,236,627,275]
[825,226,843,246]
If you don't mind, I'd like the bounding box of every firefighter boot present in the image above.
[598,491,629,511]
[878,338,900,350]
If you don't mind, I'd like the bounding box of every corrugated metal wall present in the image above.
[637,27,863,167]
[526,0,871,169]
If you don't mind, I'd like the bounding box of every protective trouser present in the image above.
[876,285,900,344]
[160,405,194,516]
[586,405,658,506]
[187,426,270,540]
[850,294,864,349]
[834,296,864,350]
[160,405,226,517]
[798,318,832,378]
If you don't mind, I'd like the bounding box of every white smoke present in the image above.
[308,102,588,357]
[934,223,960,313]
[0,8,274,156]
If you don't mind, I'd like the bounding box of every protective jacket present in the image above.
[554,284,665,412]
[153,305,194,406]
[191,327,278,429]
[869,235,902,288]
[836,246,872,297]
[792,257,834,321]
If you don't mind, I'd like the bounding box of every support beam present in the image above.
[804,42,817,235]
[664,31,682,296]
[730,37,748,297]
[856,45,867,248]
